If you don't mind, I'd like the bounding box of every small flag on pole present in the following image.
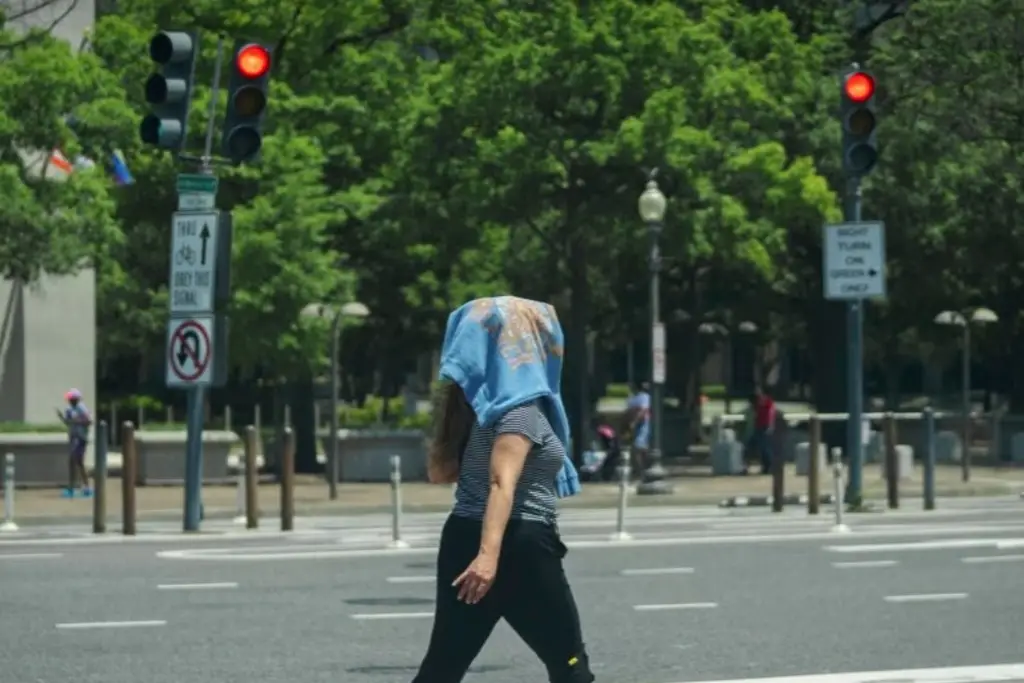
[110,150,133,185]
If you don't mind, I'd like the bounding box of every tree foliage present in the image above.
[10,0,1022,416]
[0,22,131,281]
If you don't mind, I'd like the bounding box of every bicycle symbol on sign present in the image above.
[176,245,195,266]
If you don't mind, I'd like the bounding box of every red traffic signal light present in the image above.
[844,72,875,103]
[236,44,270,79]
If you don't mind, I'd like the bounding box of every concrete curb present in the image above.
[719,494,837,508]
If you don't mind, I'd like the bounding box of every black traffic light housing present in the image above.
[221,40,272,165]
[840,68,878,177]
[139,30,199,151]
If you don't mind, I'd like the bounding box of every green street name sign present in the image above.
[176,173,218,195]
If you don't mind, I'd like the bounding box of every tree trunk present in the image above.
[563,234,590,467]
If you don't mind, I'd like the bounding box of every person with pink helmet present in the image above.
[56,389,92,498]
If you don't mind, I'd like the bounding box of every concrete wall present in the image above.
[1,0,98,424]
[0,273,97,423]
[3,0,95,48]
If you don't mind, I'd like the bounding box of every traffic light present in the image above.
[840,69,878,177]
[221,41,272,164]
[139,31,199,151]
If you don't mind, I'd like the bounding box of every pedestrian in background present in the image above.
[743,386,776,475]
[415,295,594,683]
[56,388,92,498]
[625,381,651,475]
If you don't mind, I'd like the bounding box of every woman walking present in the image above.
[412,296,594,683]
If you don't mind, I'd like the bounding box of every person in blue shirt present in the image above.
[56,389,92,498]
[625,382,651,473]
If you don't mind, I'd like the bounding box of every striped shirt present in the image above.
[452,401,563,525]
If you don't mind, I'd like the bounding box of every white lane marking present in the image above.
[156,524,1024,561]
[831,560,898,568]
[56,620,167,630]
[664,662,1024,683]
[962,554,1024,564]
[350,612,433,620]
[884,593,967,603]
[621,567,695,576]
[0,552,62,560]
[997,539,1024,549]
[157,582,239,590]
[385,576,434,584]
[825,538,1019,553]
[634,602,717,611]
[0,529,315,546]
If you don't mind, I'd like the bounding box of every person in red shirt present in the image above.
[746,386,776,475]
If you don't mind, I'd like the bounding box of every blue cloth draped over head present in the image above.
[438,296,581,498]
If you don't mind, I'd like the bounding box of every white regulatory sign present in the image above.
[823,221,886,300]
[178,193,215,211]
[166,317,215,387]
[169,211,219,313]
[652,322,666,384]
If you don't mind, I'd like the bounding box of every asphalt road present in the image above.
[2,500,1024,683]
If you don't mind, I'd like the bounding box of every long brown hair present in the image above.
[427,382,475,484]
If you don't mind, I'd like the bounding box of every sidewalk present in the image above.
[6,464,1023,525]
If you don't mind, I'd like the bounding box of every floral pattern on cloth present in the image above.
[466,297,564,369]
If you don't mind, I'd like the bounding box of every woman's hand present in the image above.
[452,552,498,604]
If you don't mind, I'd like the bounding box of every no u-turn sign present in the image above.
[166,317,215,386]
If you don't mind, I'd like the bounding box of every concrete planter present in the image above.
[795,442,826,476]
[711,441,744,475]
[320,428,428,482]
[134,430,238,485]
[0,433,92,487]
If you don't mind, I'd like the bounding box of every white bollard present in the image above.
[232,465,246,525]
[609,451,632,542]
[830,447,850,533]
[387,455,409,549]
[2,453,18,532]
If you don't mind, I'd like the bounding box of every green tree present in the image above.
[0,26,131,282]
[227,127,354,378]
[404,0,838,448]
[88,8,366,382]
[861,0,1024,407]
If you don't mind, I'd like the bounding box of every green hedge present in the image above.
[701,384,727,399]
[138,422,191,432]
[104,394,165,412]
[337,396,432,430]
[605,383,631,398]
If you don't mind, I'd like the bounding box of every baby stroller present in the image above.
[579,423,624,482]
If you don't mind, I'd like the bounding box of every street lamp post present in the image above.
[304,301,370,499]
[934,307,998,482]
[637,176,673,495]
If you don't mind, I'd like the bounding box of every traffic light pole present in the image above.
[844,177,865,506]
[183,37,226,532]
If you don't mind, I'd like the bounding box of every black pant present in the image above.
[412,514,594,683]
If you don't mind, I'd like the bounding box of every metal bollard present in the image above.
[884,413,899,509]
[610,453,632,541]
[1,453,18,532]
[387,455,409,549]
[771,433,785,513]
[280,427,295,531]
[830,447,850,533]
[923,407,936,510]
[232,464,246,525]
[121,422,137,536]
[244,426,259,529]
[807,415,821,515]
[93,422,108,534]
